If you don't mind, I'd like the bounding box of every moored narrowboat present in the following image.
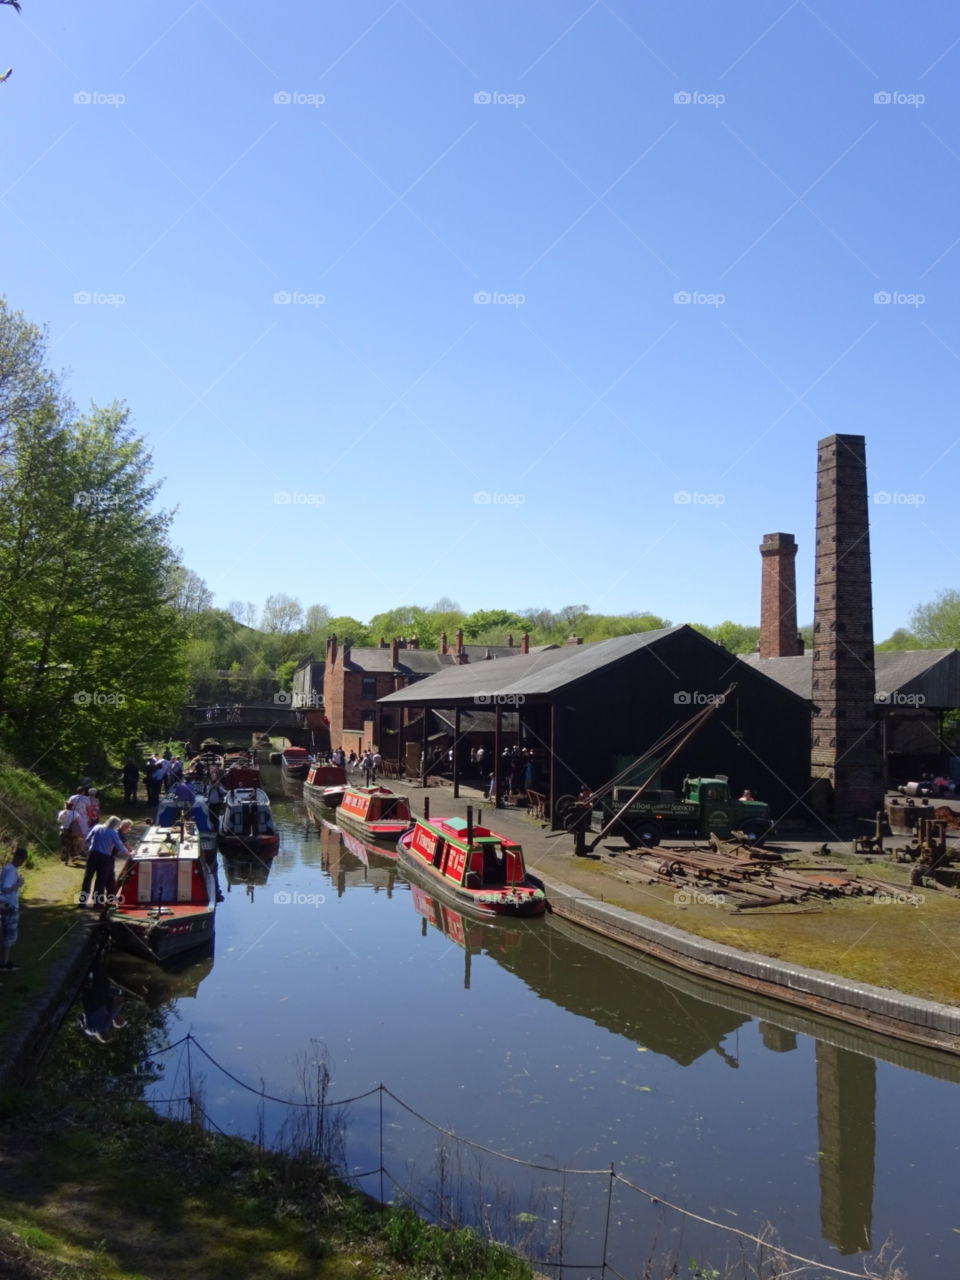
[335,785,413,845]
[110,824,216,962]
[303,761,347,810]
[281,746,311,780]
[397,815,546,918]
[218,785,280,854]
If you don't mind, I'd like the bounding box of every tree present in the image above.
[432,596,461,613]
[261,593,304,636]
[461,608,524,640]
[167,565,213,617]
[876,627,921,651]
[226,600,258,629]
[910,590,960,649]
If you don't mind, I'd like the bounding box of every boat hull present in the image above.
[303,782,343,810]
[335,803,411,847]
[397,842,546,919]
[111,908,215,962]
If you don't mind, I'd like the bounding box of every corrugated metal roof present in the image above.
[378,626,690,704]
[741,648,960,707]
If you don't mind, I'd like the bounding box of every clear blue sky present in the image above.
[5,1,959,638]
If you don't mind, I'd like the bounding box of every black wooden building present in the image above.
[378,624,811,823]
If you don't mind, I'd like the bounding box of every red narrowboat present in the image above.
[110,823,216,963]
[302,762,347,810]
[397,816,546,918]
[281,746,311,780]
[335,785,413,845]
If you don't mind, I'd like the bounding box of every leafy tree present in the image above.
[876,627,921,651]
[276,657,298,691]
[226,599,257,629]
[461,608,525,640]
[167,565,213,617]
[326,616,372,647]
[261,592,303,635]
[910,590,960,648]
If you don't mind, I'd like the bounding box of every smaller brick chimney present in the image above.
[521,631,529,655]
[455,628,464,659]
[390,637,399,667]
[440,631,448,655]
[507,634,514,647]
[409,636,419,650]
[342,640,351,666]
[759,532,802,659]
[327,633,337,668]
[566,635,583,646]
[378,637,387,648]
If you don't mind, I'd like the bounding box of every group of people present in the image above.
[203,704,242,722]
[486,747,541,802]
[57,784,137,910]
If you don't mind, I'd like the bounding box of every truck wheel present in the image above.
[634,819,661,849]
[555,795,576,821]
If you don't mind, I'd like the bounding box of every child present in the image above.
[0,847,28,972]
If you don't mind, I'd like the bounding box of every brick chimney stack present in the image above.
[759,533,802,658]
[520,632,529,655]
[409,636,419,650]
[390,637,399,667]
[327,634,337,668]
[455,628,464,660]
[378,637,387,648]
[507,634,514,647]
[810,434,883,815]
[342,640,351,667]
[440,632,448,655]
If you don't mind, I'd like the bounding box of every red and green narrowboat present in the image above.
[109,824,217,963]
[397,815,546,918]
[281,746,311,780]
[302,762,347,811]
[335,785,413,845]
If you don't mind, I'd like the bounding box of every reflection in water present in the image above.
[104,944,216,1007]
[410,881,522,989]
[817,1044,876,1255]
[220,848,274,897]
[319,820,400,898]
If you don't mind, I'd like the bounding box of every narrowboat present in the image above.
[110,823,216,963]
[303,761,347,809]
[397,815,546,918]
[335,785,413,845]
[217,785,280,854]
[281,746,311,780]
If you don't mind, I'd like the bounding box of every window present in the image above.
[361,676,377,698]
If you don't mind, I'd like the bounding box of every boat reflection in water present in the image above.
[102,943,215,1009]
[220,846,274,901]
[410,882,522,989]
[318,819,401,897]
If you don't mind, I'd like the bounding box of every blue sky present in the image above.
[4,0,960,638]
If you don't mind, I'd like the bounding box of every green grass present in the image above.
[0,761,69,861]
[0,1093,536,1280]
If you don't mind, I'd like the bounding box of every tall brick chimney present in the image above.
[440,632,448,655]
[520,631,529,655]
[327,634,337,668]
[759,533,802,658]
[810,434,883,815]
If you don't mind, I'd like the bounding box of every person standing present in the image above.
[0,847,27,972]
[57,799,85,865]
[121,760,139,805]
[79,817,128,909]
[86,788,101,829]
[69,787,92,840]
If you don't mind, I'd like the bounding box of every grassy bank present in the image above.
[0,1089,534,1280]
[0,760,67,859]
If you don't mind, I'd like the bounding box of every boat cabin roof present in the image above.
[134,825,202,861]
[424,816,520,850]
[283,746,309,758]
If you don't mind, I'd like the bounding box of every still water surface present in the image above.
[78,782,960,1277]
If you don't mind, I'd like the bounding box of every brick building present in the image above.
[323,630,535,755]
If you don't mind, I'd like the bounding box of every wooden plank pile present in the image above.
[607,835,938,910]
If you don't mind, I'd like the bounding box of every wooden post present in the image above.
[494,706,502,808]
[549,703,558,830]
[453,705,461,799]
[420,708,428,787]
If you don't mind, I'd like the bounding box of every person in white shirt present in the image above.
[69,789,92,839]
[0,847,27,971]
[57,800,85,864]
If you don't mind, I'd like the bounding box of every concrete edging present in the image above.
[541,875,960,1054]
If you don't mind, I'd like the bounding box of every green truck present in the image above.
[596,775,773,847]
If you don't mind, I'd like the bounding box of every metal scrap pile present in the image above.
[608,835,935,910]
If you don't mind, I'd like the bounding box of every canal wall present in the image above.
[543,878,960,1057]
[0,913,102,1088]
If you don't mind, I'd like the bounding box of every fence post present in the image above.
[601,1163,615,1277]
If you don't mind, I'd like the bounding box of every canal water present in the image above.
[57,776,960,1278]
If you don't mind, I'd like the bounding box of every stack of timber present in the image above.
[606,835,950,910]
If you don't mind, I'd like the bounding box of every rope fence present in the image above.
[134,1032,882,1280]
